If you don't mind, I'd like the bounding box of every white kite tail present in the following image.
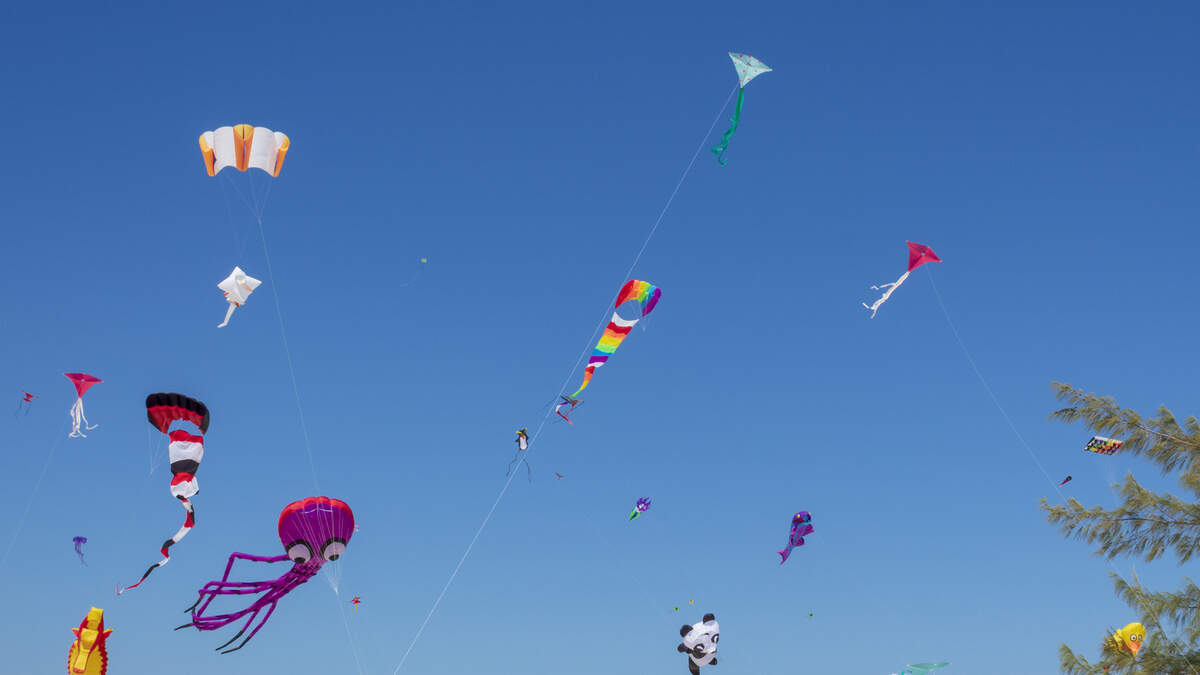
[217,303,237,328]
[67,397,97,438]
[862,270,911,318]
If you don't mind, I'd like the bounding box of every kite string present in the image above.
[925,271,1200,673]
[390,84,741,675]
[331,573,367,675]
[253,212,365,675]
[253,217,322,494]
[0,417,70,570]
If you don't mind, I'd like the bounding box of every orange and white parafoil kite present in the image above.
[199,125,289,177]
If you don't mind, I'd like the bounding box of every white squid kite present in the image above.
[863,241,941,318]
[217,267,262,328]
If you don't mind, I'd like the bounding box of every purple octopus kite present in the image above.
[778,511,813,564]
[175,496,354,653]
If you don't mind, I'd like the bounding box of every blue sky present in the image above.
[1,1,1198,673]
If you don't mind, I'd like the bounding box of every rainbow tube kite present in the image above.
[557,280,660,421]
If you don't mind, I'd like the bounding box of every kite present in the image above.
[67,607,112,675]
[863,242,942,318]
[1111,622,1145,657]
[556,280,661,422]
[554,472,566,480]
[507,428,532,481]
[175,496,354,653]
[199,125,289,177]
[14,391,36,417]
[350,596,362,612]
[73,536,88,566]
[897,663,950,675]
[555,395,582,424]
[64,373,101,438]
[216,266,263,328]
[397,257,429,288]
[1058,475,1072,487]
[629,497,652,521]
[199,125,290,222]
[118,393,210,595]
[678,613,719,675]
[778,511,814,564]
[712,53,772,165]
[1085,436,1123,455]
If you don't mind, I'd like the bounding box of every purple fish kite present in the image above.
[778,511,814,564]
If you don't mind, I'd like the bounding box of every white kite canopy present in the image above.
[216,266,262,328]
[729,52,771,88]
[199,125,290,177]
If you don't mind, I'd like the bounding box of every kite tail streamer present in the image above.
[117,495,194,595]
[67,398,96,438]
[555,403,575,425]
[710,87,745,165]
[217,304,236,328]
[862,270,911,318]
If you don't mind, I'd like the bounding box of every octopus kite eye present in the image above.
[712,633,719,643]
[286,541,313,563]
[321,538,348,562]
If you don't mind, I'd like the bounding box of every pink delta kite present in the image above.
[64,373,101,438]
[862,242,942,318]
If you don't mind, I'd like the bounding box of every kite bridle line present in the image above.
[390,83,742,675]
[925,271,1200,674]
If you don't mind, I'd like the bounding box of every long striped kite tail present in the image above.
[117,496,195,595]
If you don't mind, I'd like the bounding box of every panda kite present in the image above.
[677,613,719,674]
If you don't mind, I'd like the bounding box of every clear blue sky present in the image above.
[1,1,1198,673]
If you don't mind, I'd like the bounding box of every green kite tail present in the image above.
[711,87,746,166]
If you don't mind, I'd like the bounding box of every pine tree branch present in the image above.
[1040,475,1200,564]
[1050,383,1200,494]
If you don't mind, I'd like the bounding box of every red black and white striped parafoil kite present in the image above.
[118,393,210,595]
[862,242,941,318]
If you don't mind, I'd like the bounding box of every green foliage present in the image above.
[1044,383,1200,673]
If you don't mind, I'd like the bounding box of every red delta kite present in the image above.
[862,242,942,318]
[64,373,102,438]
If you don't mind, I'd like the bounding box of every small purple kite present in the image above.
[175,496,354,653]
[73,536,87,565]
[778,511,813,564]
[1058,476,1072,487]
[629,497,651,521]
